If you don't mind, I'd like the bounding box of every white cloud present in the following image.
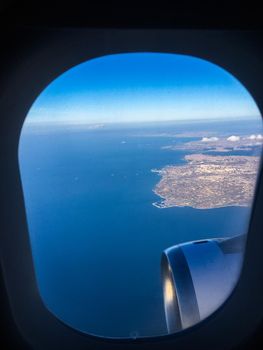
[227,135,240,142]
[247,134,263,141]
[201,137,219,142]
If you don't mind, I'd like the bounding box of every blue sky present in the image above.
[26,52,261,125]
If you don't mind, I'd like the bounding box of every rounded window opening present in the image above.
[19,52,263,338]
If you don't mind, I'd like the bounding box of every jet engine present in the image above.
[161,234,245,333]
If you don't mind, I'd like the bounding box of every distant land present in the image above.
[152,133,262,209]
[162,133,263,153]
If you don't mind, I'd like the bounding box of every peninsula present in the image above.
[152,154,259,209]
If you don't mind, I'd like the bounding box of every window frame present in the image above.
[1,27,263,350]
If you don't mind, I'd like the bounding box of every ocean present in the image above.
[18,119,262,338]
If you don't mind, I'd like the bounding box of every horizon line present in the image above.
[24,115,262,127]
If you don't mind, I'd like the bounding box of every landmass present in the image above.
[132,130,217,138]
[162,134,263,153]
[152,153,260,210]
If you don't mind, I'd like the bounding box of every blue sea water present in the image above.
[18,119,262,338]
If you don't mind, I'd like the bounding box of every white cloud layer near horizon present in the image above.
[201,137,219,142]
[227,135,240,142]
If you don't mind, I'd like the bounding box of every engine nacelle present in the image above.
[161,235,245,333]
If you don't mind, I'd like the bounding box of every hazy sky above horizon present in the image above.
[25,52,261,125]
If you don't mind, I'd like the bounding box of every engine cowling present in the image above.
[161,234,245,333]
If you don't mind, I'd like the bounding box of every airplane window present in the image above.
[18,53,263,338]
